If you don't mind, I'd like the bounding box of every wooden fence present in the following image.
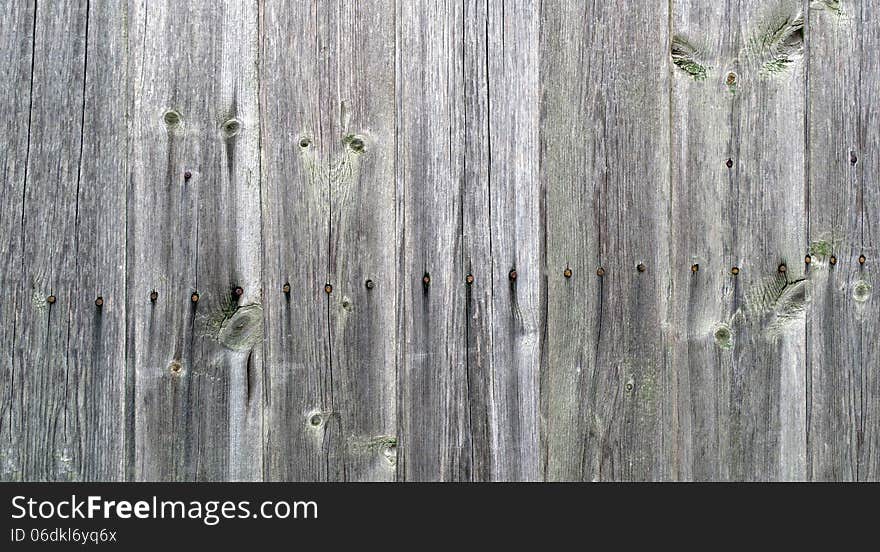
[1,0,876,481]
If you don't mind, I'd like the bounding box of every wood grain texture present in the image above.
[0,0,36,481]
[3,0,879,482]
[669,0,807,481]
[542,0,672,481]
[5,0,97,481]
[327,0,399,481]
[395,0,473,481]
[260,0,334,481]
[128,0,261,481]
[807,0,880,481]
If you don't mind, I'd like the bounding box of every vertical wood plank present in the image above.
[68,0,129,481]
[461,0,493,483]
[5,0,93,481]
[261,0,335,481]
[669,0,807,480]
[484,0,543,481]
[128,0,261,481]
[0,0,36,481]
[807,0,880,481]
[396,0,472,480]
[327,0,399,481]
[542,0,672,481]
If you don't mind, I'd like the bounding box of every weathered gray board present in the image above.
[0,0,876,481]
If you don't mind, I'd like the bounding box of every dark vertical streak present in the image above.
[393,0,405,482]
[485,0,494,303]
[256,0,267,482]
[19,0,38,275]
[64,0,91,438]
[802,0,812,480]
[460,0,474,480]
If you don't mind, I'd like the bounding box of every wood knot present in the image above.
[596,267,604,277]
[731,266,740,275]
[829,255,838,266]
[508,269,517,281]
[637,263,646,273]
[563,267,573,278]
[859,254,866,265]
[691,263,699,273]
[150,290,158,302]
[282,282,290,294]
[725,71,737,87]
[624,379,635,393]
[299,137,311,148]
[853,280,872,302]
[345,134,365,153]
[465,274,474,285]
[324,283,333,295]
[308,412,324,428]
[218,304,264,351]
[163,109,182,128]
[778,263,787,274]
[726,158,734,169]
[184,170,192,181]
[169,360,182,375]
[422,273,431,288]
[222,118,242,138]
[46,295,56,304]
[804,255,812,265]
[191,292,200,303]
[714,324,733,350]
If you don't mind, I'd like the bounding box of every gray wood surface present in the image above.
[669,0,808,481]
[807,0,880,480]
[1,0,877,481]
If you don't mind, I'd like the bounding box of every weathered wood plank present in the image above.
[542,0,672,481]
[807,0,880,481]
[5,0,96,481]
[0,0,36,481]
[669,0,807,480]
[68,0,129,481]
[327,0,399,481]
[261,1,335,481]
[461,0,494,483]
[483,0,542,481]
[396,0,473,480]
[128,0,261,481]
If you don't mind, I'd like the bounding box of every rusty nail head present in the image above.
[324,283,333,294]
[365,279,375,289]
[726,158,733,168]
[637,263,646,273]
[465,274,474,285]
[595,267,604,277]
[859,254,866,265]
[805,255,812,264]
[509,269,517,281]
[47,295,56,304]
[191,292,199,303]
[564,268,573,278]
[150,290,158,302]
[778,263,787,274]
[282,283,291,293]
[731,266,740,275]
[830,255,838,265]
[691,263,699,273]
[95,296,104,307]
[422,274,430,286]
